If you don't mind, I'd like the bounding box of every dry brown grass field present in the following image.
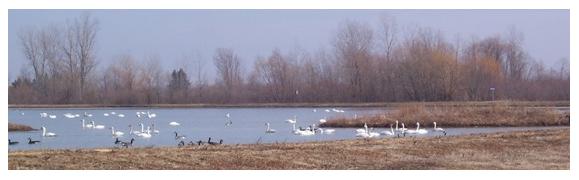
[8,128,569,170]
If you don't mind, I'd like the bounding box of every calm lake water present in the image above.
[7,107,565,151]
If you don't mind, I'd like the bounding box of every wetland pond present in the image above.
[8,107,566,151]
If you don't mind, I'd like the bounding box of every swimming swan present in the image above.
[41,126,57,137]
[405,122,428,135]
[81,119,93,128]
[380,124,395,136]
[265,123,276,133]
[111,126,125,137]
[91,121,105,129]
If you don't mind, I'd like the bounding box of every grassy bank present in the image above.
[8,128,569,170]
[8,123,36,132]
[8,100,569,109]
[320,103,569,128]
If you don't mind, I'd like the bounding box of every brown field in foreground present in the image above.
[321,103,569,128]
[9,128,569,170]
[8,123,36,132]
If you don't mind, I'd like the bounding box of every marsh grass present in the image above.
[321,102,568,128]
[8,123,35,132]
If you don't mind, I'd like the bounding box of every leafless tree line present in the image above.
[9,15,569,105]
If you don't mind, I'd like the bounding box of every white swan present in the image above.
[150,123,160,134]
[91,121,105,129]
[64,113,76,118]
[83,112,93,117]
[147,111,156,118]
[117,114,125,118]
[265,123,276,133]
[356,123,369,134]
[295,129,315,136]
[81,119,93,128]
[356,123,380,138]
[319,118,327,123]
[292,124,315,136]
[415,122,428,134]
[111,126,124,137]
[40,112,48,118]
[104,113,109,117]
[137,128,152,138]
[405,122,428,135]
[48,115,57,119]
[395,121,407,132]
[316,128,335,134]
[285,119,297,124]
[225,113,233,127]
[433,122,447,135]
[139,123,145,133]
[41,126,57,137]
[129,125,142,135]
[322,129,335,134]
[368,129,380,137]
[169,122,180,126]
[380,124,395,136]
[356,130,379,138]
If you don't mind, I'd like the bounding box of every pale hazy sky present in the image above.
[8,9,569,81]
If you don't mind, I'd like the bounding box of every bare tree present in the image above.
[333,20,375,102]
[139,55,164,104]
[10,14,569,105]
[213,48,243,102]
[63,13,98,103]
[19,28,45,82]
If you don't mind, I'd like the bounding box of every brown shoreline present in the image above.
[8,123,36,132]
[8,128,570,170]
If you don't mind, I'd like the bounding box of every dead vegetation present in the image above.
[8,100,569,108]
[321,102,568,128]
[8,123,36,132]
[8,128,569,170]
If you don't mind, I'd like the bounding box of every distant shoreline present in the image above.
[7,101,570,109]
